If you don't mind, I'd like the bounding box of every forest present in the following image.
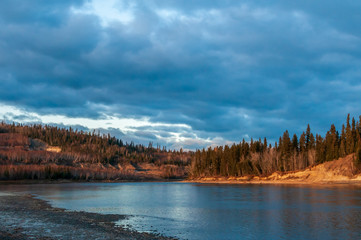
[191,114,361,177]
[0,122,191,180]
[1,114,361,180]
[0,122,191,165]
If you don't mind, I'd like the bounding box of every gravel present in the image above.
[0,194,176,240]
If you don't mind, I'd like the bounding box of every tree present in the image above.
[292,134,298,152]
[299,132,307,168]
[315,134,326,163]
[346,114,354,154]
[325,124,339,162]
[280,130,291,171]
[339,124,346,157]
[306,124,311,150]
[263,137,268,152]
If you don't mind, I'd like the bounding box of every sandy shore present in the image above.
[184,178,361,186]
[0,193,175,240]
[187,155,361,186]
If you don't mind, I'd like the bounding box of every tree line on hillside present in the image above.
[191,114,361,177]
[0,122,191,166]
[2,114,361,180]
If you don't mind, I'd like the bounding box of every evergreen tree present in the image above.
[306,124,311,150]
[339,124,346,157]
[292,134,298,152]
[325,124,339,162]
[315,134,325,163]
[352,117,357,153]
[263,137,268,152]
[280,130,292,171]
[346,114,354,154]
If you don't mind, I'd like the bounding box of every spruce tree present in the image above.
[315,134,326,163]
[281,130,291,171]
[299,132,307,168]
[339,124,346,157]
[352,117,357,153]
[306,124,311,149]
[325,124,339,162]
[346,114,353,154]
[263,137,268,152]
[292,134,298,152]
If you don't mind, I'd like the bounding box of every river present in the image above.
[1,182,361,240]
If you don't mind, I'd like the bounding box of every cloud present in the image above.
[1,0,361,149]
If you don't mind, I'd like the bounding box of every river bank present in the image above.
[0,193,175,240]
[187,154,361,186]
[0,178,184,185]
[2,155,361,186]
[185,177,361,185]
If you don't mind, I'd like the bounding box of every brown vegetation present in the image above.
[2,113,361,183]
[0,122,191,181]
[191,114,361,179]
[0,163,188,181]
[0,164,138,181]
[189,154,361,184]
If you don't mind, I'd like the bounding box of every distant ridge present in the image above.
[0,122,191,181]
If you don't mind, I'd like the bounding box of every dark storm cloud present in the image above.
[1,0,361,148]
[0,0,85,25]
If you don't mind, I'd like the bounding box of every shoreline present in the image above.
[0,193,176,240]
[187,155,361,186]
[2,178,361,187]
[0,178,185,185]
[184,178,361,186]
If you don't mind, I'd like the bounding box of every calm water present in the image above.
[1,182,361,240]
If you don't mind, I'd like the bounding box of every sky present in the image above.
[1,0,361,150]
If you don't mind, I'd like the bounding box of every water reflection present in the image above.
[1,183,361,240]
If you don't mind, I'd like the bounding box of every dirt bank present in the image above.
[0,193,175,240]
[187,154,361,185]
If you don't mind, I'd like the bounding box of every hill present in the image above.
[1,113,361,183]
[189,154,361,184]
[190,114,361,179]
[0,123,191,181]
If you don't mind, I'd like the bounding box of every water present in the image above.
[1,182,361,240]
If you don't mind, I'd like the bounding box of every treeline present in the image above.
[0,164,138,181]
[0,122,191,166]
[2,114,361,180]
[191,114,361,177]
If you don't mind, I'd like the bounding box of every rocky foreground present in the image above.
[0,193,175,240]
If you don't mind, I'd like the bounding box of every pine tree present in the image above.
[310,133,315,148]
[292,134,298,152]
[299,132,307,168]
[346,114,354,154]
[299,132,306,152]
[280,130,291,171]
[306,124,311,150]
[263,137,268,152]
[339,124,346,157]
[315,134,326,163]
[325,124,339,162]
[352,117,357,153]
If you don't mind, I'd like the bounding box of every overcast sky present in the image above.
[1,0,361,150]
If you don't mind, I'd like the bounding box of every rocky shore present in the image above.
[0,193,175,240]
